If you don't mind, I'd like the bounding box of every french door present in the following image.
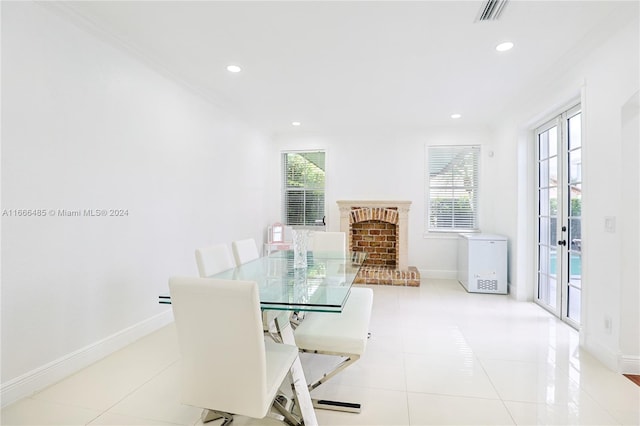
[536,104,582,328]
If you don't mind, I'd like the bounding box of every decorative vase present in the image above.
[292,229,309,269]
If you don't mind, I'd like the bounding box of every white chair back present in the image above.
[195,244,235,277]
[169,277,275,418]
[232,238,260,265]
[311,231,346,253]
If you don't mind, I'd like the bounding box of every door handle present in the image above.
[557,240,567,246]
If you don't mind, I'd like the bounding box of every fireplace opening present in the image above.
[351,220,397,267]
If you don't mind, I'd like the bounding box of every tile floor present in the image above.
[2,279,639,425]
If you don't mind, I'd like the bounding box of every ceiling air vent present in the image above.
[476,0,509,21]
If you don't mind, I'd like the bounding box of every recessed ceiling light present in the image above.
[292,121,301,126]
[451,113,462,119]
[226,65,242,73]
[495,41,514,52]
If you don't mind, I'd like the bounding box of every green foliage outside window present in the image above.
[429,197,475,229]
[427,145,479,231]
[284,152,325,226]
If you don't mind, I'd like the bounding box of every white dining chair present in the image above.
[195,244,235,277]
[232,238,260,265]
[169,276,301,425]
[232,237,281,331]
[295,230,374,413]
[293,286,373,413]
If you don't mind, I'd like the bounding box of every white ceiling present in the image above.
[54,1,637,134]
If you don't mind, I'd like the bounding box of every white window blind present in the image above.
[282,151,325,227]
[426,145,480,232]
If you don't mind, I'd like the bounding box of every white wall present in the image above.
[272,126,497,278]
[495,14,639,372]
[1,1,275,403]
[619,91,639,373]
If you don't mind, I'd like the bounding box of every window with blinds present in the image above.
[426,145,480,232]
[282,151,325,227]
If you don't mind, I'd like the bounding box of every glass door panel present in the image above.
[565,110,582,325]
[535,105,582,328]
[537,125,558,311]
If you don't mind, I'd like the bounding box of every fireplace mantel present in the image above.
[337,200,412,211]
[337,200,411,270]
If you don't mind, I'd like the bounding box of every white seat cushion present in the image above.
[294,287,373,356]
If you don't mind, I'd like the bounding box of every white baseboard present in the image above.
[619,355,640,375]
[584,339,640,374]
[584,336,621,372]
[1,310,174,408]
[418,269,458,280]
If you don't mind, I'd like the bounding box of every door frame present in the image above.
[534,103,582,329]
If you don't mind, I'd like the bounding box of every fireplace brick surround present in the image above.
[337,200,420,286]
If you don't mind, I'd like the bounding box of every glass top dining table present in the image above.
[159,250,367,313]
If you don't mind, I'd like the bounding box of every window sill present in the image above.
[422,231,480,239]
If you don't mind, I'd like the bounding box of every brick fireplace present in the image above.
[337,200,420,286]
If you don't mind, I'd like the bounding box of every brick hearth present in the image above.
[354,265,421,286]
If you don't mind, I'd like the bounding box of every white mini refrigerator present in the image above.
[458,233,507,294]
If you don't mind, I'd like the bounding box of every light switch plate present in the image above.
[604,216,616,233]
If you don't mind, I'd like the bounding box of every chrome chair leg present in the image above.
[273,394,303,426]
[304,353,360,391]
[312,398,361,413]
[301,351,362,413]
[201,409,230,424]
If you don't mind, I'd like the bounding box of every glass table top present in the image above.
[159,250,367,313]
